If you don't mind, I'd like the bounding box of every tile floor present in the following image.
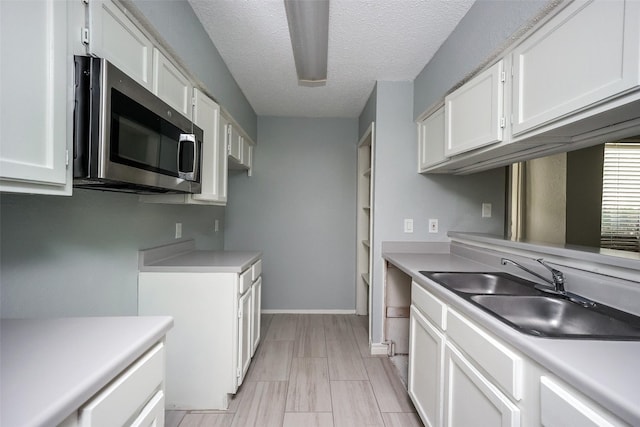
[165,313,423,427]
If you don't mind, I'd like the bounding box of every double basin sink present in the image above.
[420,271,640,340]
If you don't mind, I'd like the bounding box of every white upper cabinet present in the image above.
[511,0,640,137]
[0,0,73,195]
[225,113,254,172]
[445,59,506,157]
[88,0,153,90]
[153,48,193,120]
[192,89,227,204]
[418,106,447,172]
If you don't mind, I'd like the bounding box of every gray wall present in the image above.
[413,0,550,118]
[130,0,257,141]
[224,117,358,311]
[0,191,224,318]
[368,81,505,343]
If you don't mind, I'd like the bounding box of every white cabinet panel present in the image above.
[512,0,640,136]
[445,60,505,156]
[251,277,262,356]
[130,391,165,427]
[192,89,227,204]
[237,289,252,388]
[409,306,445,427]
[88,0,153,90]
[153,49,193,119]
[444,342,520,427]
[540,376,623,427]
[79,343,165,427]
[228,125,242,163]
[0,0,71,195]
[418,106,447,171]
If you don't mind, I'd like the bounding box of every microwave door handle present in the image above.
[177,133,197,181]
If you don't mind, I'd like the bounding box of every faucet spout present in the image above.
[500,257,566,293]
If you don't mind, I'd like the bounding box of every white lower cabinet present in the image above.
[138,259,262,410]
[540,376,624,427]
[408,306,444,427]
[444,342,520,427]
[251,277,262,356]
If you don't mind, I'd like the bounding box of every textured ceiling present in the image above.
[188,0,475,118]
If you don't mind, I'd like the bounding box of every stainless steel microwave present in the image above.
[73,56,202,194]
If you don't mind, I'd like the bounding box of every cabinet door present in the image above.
[0,0,71,195]
[237,290,252,387]
[445,60,505,157]
[153,49,193,119]
[408,306,445,427]
[540,376,622,427]
[511,0,640,137]
[242,141,252,170]
[229,127,243,163]
[251,277,262,356]
[443,343,520,427]
[88,0,153,90]
[192,89,227,204]
[418,106,447,171]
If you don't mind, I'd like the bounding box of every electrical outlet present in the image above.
[482,203,492,218]
[404,218,414,233]
[175,222,182,239]
[214,219,220,232]
[429,219,438,233]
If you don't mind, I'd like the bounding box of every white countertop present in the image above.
[1,316,173,427]
[138,240,262,273]
[383,251,640,426]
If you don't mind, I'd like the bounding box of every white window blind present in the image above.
[600,142,640,252]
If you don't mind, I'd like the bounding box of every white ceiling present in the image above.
[188,0,476,118]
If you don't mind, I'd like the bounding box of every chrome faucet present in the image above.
[501,258,565,293]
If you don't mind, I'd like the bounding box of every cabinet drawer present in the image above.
[540,376,622,427]
[411,282,446,330]
[446,309,522,400]
[79,342,165,427]
[131,390,164,427]
[239,268,252,294]
[252,259,262,281]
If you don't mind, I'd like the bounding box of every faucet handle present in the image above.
[536,258,565,287]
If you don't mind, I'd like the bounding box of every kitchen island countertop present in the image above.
[0,316,173,427]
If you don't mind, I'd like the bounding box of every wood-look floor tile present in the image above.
[349,315,371,358]
[330,381,384,427]
[326,339,368,380]
[261,313,274,339]
[283,412,334,427]
[246,340,294,381]
[178,413,234,427]
[323,315,355,341]
[295,315,327,357]
[381,412,424,427]
[364,358,415,413]
[165,410,186,427]
[230,381,287,427]
[286,358,332,412]
[264,314,299,341]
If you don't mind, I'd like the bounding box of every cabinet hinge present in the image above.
[499,117,506,128]
[238,309,243,319]
[237,368,241,378]
[500,71,506,83]
[227,125,232,136]
[65,149,70,167]
[81,27,90,46]
[192,96,196,107]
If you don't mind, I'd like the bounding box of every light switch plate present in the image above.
[482,203,492,218]
[404,218,414,233]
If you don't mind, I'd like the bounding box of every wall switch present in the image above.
[482,203,492,218]
[404,218,414,233]
[175,222,182,239]
[214,219,220,232]
[429,219,438,233]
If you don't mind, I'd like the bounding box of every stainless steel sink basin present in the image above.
[470,295,640,339]
[421,272,541,296]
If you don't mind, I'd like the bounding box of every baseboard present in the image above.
[370,342,390,356]
[260,309,357,314]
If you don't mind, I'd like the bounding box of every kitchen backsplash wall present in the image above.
[0,190,224,318]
